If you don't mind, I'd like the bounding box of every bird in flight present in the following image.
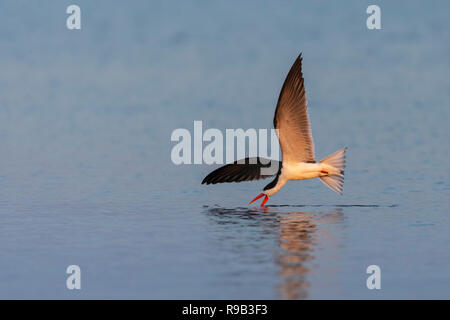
[202,53,347,206]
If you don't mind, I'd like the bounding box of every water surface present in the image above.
[0,0,449,299]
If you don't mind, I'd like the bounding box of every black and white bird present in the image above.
[202,53,347,206]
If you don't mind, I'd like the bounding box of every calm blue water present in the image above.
[0,0,449,299]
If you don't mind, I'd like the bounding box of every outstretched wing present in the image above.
[273,53,315,163]
[202,157,281,185]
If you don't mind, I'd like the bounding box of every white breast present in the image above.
[282,162,322,180]
[263,162,325,197]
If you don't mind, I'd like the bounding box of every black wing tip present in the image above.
[201,176,215,185]
[202,174,213,184]
[294,52,304,70]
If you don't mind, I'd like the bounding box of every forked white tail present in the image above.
[319,147,347,195]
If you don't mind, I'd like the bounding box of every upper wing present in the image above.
[273,53,315,163]
[202,157,281,185]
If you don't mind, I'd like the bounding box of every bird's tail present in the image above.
[319,147,347,195]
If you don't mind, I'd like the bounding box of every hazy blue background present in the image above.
[0,0,449,299]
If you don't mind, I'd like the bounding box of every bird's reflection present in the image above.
[277,211,316,299]
[205,206,344,299]
[276,210,343,299]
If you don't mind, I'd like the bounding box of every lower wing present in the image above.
[202,157,281,184]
